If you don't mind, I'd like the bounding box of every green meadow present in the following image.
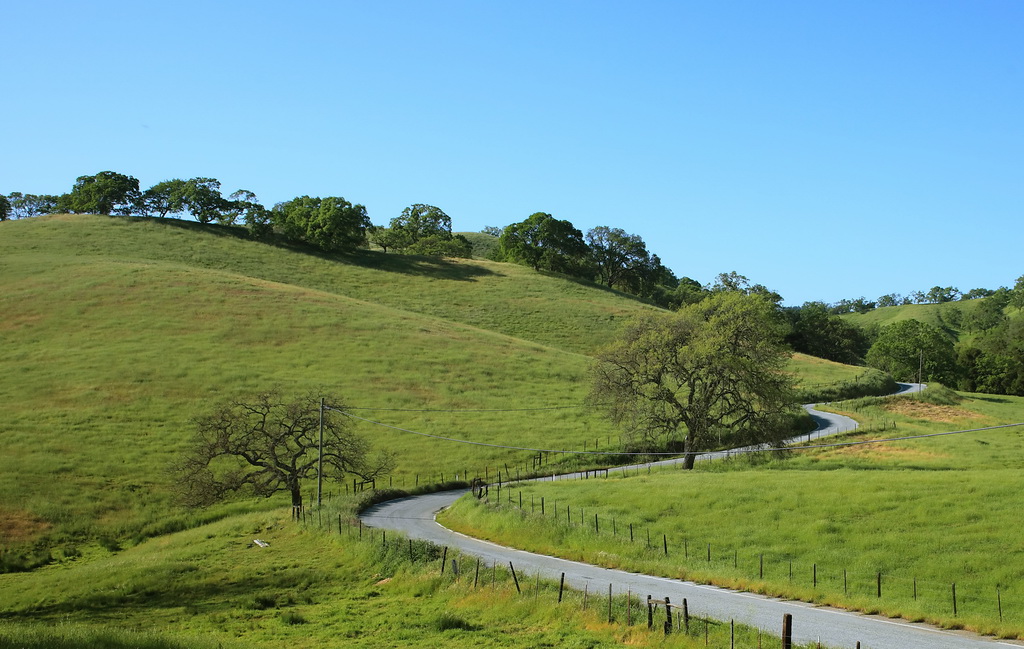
[0,213,892,648]
[0,214,854,558]
[0,502,827,649]
[440,388,1024,639]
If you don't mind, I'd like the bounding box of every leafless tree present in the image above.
[173,390,393,508]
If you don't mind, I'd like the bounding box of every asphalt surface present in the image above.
[361,383,1022,648]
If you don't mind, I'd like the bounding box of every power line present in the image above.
[333,407,1024,457]
[340,404,599,412]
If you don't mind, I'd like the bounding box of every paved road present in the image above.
[361,383,1022,648]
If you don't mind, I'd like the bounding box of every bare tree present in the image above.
[173,390,393,509]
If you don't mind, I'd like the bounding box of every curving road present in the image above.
[361,383,1022,648]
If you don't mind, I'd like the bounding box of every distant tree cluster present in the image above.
[780,274,1024,395]
[367,204,472,257]
[846,279,1024,394]
[829,284,1011,315]
[489,213,777,309]
[2,171,470,257]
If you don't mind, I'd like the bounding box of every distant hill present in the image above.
[840,299,991,342]
[456,230,500,259]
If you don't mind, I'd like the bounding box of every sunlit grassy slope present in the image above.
[0,214,862,552]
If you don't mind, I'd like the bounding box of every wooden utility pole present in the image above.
[317,397,324,507]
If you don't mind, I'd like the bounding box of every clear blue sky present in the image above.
[4,1,1021,305]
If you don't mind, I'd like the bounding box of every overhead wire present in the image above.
[342,404,598,412]
[329,405,1024,457]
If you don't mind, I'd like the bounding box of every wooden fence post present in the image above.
[952,582,958,616]
[782,613,793,649]
[683,598,689,632]
[647,595,653,629]
[664,596,672,634]
[558,572,565,603]
[440,546,447,575]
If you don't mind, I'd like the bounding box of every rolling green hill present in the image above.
[0,214,864,556]
[839,300,987,341]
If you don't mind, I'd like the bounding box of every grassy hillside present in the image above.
[840,300,987,341]
[0,214,866,559]
[0,215,647,354]
[441,389,1024,638]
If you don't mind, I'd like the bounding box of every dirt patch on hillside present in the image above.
[881,400,983,423]
[829,443,950,463]
[0,509,51,544]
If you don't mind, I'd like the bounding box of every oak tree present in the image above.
[591,292,796,468]
[174,390,393,509]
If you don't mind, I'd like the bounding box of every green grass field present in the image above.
[0,213,1005,648]
[0,505,824,649]
[439,389,1024,639]
[0,214,862,558]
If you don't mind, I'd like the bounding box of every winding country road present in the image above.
[361,383,1022,648]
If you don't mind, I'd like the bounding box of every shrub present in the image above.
[796,369,898,403]
[434,612,475,631]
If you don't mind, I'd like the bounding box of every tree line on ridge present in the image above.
[4,170,1023,396]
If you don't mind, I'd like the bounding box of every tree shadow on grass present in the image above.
[122,216,500,283]
[0,561,329,624]
[969,394,1011,404]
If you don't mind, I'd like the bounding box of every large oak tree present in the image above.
[591,292,796,468]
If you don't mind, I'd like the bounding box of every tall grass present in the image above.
[0,507,824,649]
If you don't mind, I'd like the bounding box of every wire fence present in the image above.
[475,485,1022,629]
[295,507,829,649]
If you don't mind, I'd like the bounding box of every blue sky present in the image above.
[4,1,1021,305]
